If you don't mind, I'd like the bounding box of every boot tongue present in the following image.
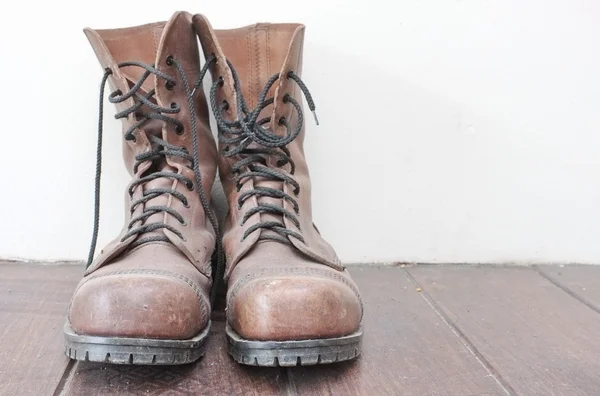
[216,23,299,110]
[217,24,302,242]
[131,126,175,246]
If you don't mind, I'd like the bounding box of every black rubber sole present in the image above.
[225,323,363,367]
[64,321,210,365]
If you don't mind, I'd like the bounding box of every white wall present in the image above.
[1,0,599,264]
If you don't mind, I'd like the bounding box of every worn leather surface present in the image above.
[194,16,363,341]
[68,11,216,340]
[69,243,211,339]
[227,243,362,341]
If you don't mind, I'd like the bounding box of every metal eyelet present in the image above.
[175,124,184,135]
[166,55,174,66]
[166,80,176,90]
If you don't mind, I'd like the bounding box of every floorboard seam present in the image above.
[284,368,298,396]
[403,268,518,396]
[533,266,600,315]
[51,359,77,396]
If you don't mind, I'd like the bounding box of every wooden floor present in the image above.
[1,263,599,396]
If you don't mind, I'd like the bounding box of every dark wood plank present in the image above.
[536,265,600,313]
[289,266,506,396]
[62,321,288,396]
[408,265,600,396]
[0,263,82,396]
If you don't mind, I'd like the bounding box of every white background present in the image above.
[0,0,599,264]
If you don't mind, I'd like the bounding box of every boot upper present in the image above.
[85,12,218,276]
[69,11,217,340]
[195,17,343,276]
[194,15,363,341]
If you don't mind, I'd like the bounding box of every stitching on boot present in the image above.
[77,269,209,320]
[266,28,271,78]
[246,28,253,108]
[227,267,364,320]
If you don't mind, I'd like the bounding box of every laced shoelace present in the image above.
[210,60,318,246]
[88,55,224,303]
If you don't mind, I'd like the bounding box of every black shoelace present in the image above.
[210,60,318,246]
[88,55,224,303]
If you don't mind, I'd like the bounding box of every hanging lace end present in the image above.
[312,110,319,126]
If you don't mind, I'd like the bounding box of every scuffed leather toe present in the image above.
[69,272,209,340]
[228,275,362,341]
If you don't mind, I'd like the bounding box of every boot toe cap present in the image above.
[69,273,209,340]
[228,275,362,341]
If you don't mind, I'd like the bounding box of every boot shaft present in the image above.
[85,12,218,277]
[194,16,342,277]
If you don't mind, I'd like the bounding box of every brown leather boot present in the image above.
[194,16,364,366]
[64,11,220,365]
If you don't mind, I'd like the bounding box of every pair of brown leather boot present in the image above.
[65,11,363,367]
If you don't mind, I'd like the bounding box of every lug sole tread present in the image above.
[225,323,363,367]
